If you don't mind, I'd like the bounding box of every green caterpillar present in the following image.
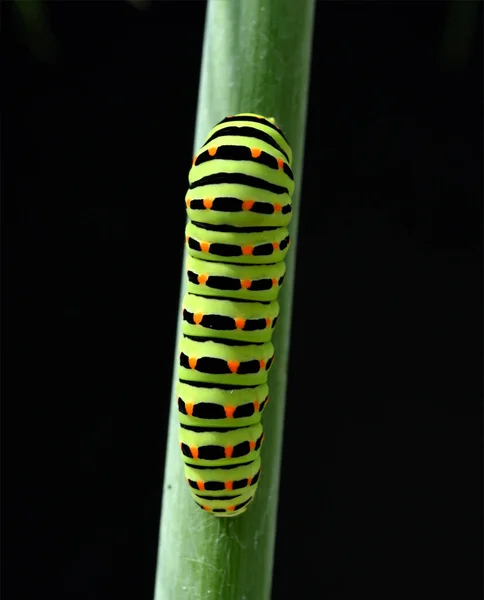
[178,113,294,516]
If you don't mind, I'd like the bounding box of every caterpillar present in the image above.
[178,113,294,517]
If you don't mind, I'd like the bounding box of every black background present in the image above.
[2,1,482,599]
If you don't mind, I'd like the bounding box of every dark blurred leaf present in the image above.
[12,0,57,62]
[126,0,151,9]
[440,0,481,70]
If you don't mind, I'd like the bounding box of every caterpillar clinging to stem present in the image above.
[178,114,294,516]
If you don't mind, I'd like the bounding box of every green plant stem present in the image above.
[153,1,315,598]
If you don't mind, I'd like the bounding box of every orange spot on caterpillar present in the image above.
[225,446,234,459]
[242,200,254,211]
[227,505,236,512]
[259,359,266,370]
[249,441,256,451]
[190,446,199,459]
[185,403,194,416]
[186,198,191,207]
[208,147,217,156]
[251,148,262,158]
[225,481,233,490]
[227,360,239,374]
[197,481,205,491]
[253,401,260,412]
[188,357,197,369]
[235,318,246,330]
[274,203,282,212]
[271,278,278,287]
[224,406,235,418]
[200,241,210,253]
[265,318,271,328]
[193,312,203,325]
[277,158,284,170]
[203,505,211,511]
[242,245,254,255]
[197,274,208,285]
[247,477,253,486]
[272,242,279,250]
[186,235,190,244]
[203,198,213,209]
[192,156,197,166]
[241,279,251,289]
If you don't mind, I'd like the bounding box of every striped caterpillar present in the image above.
[178,113,294,516]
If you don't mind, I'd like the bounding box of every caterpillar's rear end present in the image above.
[178,114,294,516]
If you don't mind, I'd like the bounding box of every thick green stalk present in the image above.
[154,1,315,599]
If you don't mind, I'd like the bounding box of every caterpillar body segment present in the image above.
[181,295,280,344]
[185,221,291,265]
[177,381,270,428]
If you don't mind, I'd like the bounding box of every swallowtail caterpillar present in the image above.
[178,114,294,516]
